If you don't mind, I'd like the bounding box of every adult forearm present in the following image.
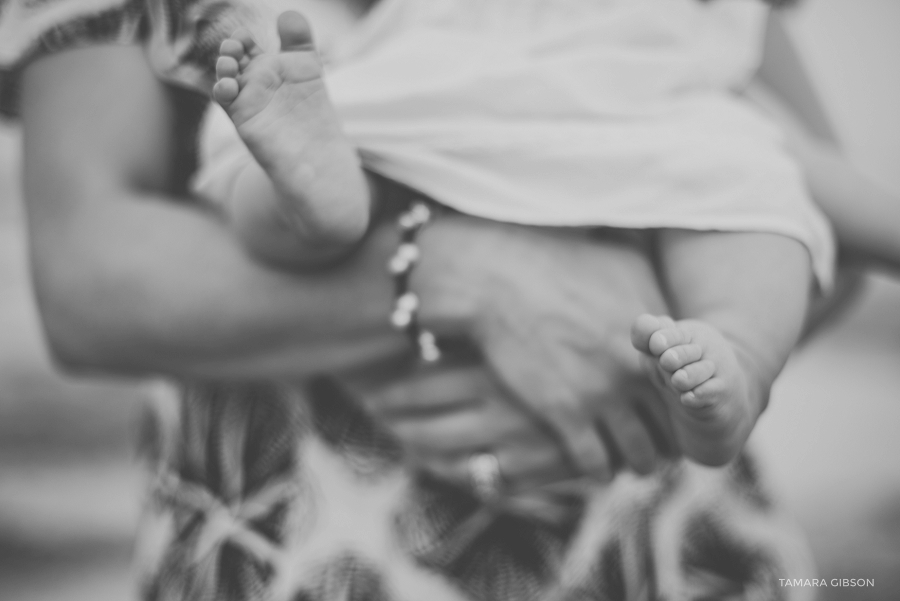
[745,79,900,275]
[28,189,408,379]
[18,44,413,380]
[756,12,840,144]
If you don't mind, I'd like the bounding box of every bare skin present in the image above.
[213,12,371,264]
[631,314,759,467]
[631,231,812,466]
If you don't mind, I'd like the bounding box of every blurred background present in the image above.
[0,1,898,599]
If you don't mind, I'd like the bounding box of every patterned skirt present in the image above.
[135,378,815,601]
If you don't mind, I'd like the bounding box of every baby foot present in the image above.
[631,314,761,467]
[213,11,370,247]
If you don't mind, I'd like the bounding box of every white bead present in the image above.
[410,203,431,224]
[390,309,412,329]
[418,331,441,362]
[396,292,419,312]
[398,213,418,230]
[388,255,410,275]
[420,344,442,363]
[396,243,420,263]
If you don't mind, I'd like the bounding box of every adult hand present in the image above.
[339,348,578,496]
[413,216,681,480]
[336,348,589,524]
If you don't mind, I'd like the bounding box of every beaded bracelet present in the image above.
[388,200,442,363]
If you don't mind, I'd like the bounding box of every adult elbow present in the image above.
[29,250,138,376]
[33,279,119,374]
[40,321,102,374]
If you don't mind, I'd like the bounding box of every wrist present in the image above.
[411,213,491,341]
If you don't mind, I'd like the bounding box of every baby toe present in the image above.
[277,11,315,51]
[216,56,239,80]
[213,78,240,105]
[648,326,692,357]
[670,359,716,392]
[681,377,726,409]
[658,343,703,372]
[631,314,663,353]
[657,315,677,329]
[220,38,246,61]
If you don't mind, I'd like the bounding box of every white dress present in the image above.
[195,0,834,287]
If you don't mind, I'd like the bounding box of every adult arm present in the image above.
[751,13,900,275]
[21,43,416,379]
[754,12,840,144]
[22,43,675,480]
[20,43,598,491]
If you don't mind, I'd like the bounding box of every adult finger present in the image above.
[485,337,614,482]
[414,436,575,496]
[496,439,577,493]
[388,398,529,456]
[362,363,492,417]
[528,398,613,483]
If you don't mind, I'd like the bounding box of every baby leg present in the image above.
[213,12,370,263]
[631,231,811,466]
